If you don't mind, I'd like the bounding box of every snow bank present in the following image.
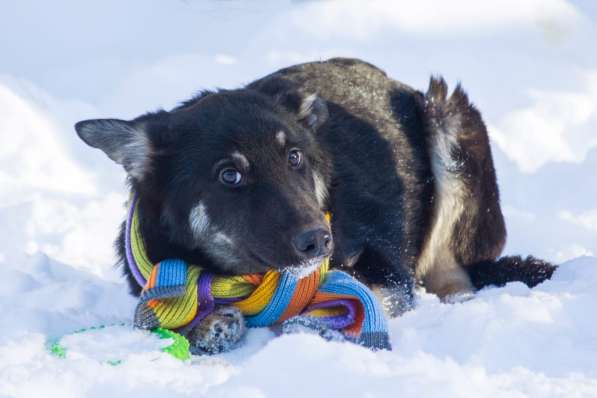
[1,254,596,397]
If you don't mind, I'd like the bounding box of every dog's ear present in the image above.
[75,114,167,180]
[276,91,328,131]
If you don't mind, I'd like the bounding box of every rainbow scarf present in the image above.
[126,194,390,350]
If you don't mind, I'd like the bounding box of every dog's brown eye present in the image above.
[288,149,303,169]
[219,168,242,186]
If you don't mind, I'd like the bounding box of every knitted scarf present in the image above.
[126,194,390,350]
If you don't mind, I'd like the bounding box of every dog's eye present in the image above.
[219,168,242,186]
[288,149,303,169]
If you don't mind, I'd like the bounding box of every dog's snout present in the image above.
[292,228,332,260]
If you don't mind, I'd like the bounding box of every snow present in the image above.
[2,0,597,396]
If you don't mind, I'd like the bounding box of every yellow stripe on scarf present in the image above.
[233,271,280,315]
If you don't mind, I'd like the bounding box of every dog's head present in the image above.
[75,89,332,274]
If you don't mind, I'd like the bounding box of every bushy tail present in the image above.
[467,256,557,290]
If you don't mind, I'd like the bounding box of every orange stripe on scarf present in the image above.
[278,269,321,322]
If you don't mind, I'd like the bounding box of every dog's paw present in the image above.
[280,316,347,343]
[187,306,246,355]
[443,291,475,304]
[372,285,415,318]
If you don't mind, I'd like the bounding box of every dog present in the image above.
[75,58,556,353]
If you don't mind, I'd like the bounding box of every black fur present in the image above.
[468,256,557,289]
[75,57,556,305]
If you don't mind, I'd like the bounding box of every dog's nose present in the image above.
[292,228,333,260]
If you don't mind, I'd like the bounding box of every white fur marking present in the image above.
[189,202,210,239]
[275,131,286,147]
[214,232,234,246]
[299,93,318,119]
[122,129,152,179]
[93,120,151,179]
[313,172,328,207]
[207,231,239,265]
[231,151,250,169]
[416,115,466,280]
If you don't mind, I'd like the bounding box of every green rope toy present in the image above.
[48,324,190,364]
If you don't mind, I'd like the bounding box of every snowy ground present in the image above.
[1,254,596,397]
[1,1,597,397]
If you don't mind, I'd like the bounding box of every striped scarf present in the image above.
[126,194,390,350]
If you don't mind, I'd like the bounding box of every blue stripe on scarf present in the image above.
[245,272,299,327]
[156,259,187,287]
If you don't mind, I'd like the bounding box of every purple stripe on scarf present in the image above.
[177,273,215,334]
[304,298,357,330]
[125,193,147,287]
[214,296,245,305]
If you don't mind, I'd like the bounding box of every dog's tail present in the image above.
[466,255,557,290]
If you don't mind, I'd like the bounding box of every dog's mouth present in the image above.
[281,256,326,278]
[242,240,330,277]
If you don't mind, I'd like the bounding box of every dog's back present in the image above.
[251,58,555,306]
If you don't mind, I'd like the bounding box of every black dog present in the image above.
[75,58,555,353]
